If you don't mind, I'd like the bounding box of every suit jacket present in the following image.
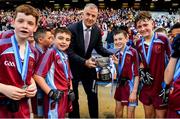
[67,21,112,79]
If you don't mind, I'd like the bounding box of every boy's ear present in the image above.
[11,19,15,28]
[126,34,129,40]
[151,20,155,28]
[38,37,43,43]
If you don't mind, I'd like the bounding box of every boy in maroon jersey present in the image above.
[169,22,180,43]
[162,34,180,118]
[135,11,171,118]
[31,28,53,118]
[0,30,14,39]
[34,28,53,55]
[0,4,39,118]
[33,27,74,118]
[33,28,53,62]
[112,30,139,118]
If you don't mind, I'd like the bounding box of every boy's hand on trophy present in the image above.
[111,55,118,65]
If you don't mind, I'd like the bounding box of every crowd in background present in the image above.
[0,7,179,49]
[0,4,180,118]
[0,8,179,30]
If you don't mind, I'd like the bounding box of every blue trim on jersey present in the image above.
[55,48,69,80]
[46,63,59,118]
[141,33,155,65]
[48,100,59,118]
[35,43,44,54]
[117,45,130,80]
[37,49,53,75]
[46,63,56,89]
[0,38,11,46]
[11,35,30,83]
[126,50,133,56]
[128,79,138,107]
[1,47,14,55]
[153,39,165,44]
[1,46,34,59]
[128,63,138,107]
[174,59,180,82]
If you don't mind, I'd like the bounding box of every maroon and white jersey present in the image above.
[0,30,14,39]
[169,76,180,111]
[168,59,180,111]
[118,47,139,80]
[33,43,45,64]
[136,33,171,94]
[0,36,36,89]
[35,47,72,91]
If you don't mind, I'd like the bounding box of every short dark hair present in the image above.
[154,27,167,34]
[134,11,152,26]
[34,28,50,43]
[170,22,180,33]
[54,27,72,39]
[113,30,128,38]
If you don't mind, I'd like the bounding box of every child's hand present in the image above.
[2,85,26,100]
[25,80,37,98]
[111,55,118,65]
[129,92,137,103]
[133,33,141,45]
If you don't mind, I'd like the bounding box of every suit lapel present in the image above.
[78,22,85,54]
[88,26,96,53]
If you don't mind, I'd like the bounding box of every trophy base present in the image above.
[98,73,112,82]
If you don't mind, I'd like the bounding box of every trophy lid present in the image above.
[96,57,110,67]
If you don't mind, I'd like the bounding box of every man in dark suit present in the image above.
[67,3,113,118]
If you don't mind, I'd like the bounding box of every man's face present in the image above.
[136,19,154,38]
[114,33,128,50]
[54,32,71,51]
[41,31,53,49]
[170,28,180,43]
[82,7,98,28]
[13,12,37,40]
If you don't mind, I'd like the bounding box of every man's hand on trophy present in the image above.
[85,57,97,68]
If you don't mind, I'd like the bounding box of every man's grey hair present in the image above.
[84,3,98,11]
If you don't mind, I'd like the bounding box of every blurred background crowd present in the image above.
[0,0,180,49]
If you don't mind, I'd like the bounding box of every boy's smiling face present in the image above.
[13,12,37,40]
[54,32,71,51]
[114,33,128,50]
[136,19,154,38]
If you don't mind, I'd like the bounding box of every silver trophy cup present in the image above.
[95,57,112,81]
